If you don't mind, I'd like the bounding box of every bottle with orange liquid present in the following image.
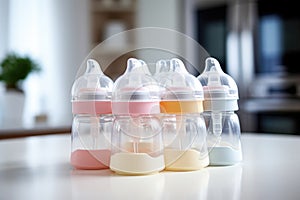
[155,58,209,171]
[70,59,114,169]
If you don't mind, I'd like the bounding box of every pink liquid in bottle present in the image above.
[71,149,111,170]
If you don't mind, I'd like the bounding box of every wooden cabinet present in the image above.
[90,0,137,80]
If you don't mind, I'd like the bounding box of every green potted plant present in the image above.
[0,53,41,92]
[0,53,41,126]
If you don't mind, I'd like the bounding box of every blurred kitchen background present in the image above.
[0,0,299,134]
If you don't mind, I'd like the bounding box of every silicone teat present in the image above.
[125,58,151,75]
[86,59,104,75]
[124,58,152,95]
[170,58,189,73]
[156,59,170,73]
[156,58,189,74]
[86,59,104,88]
[204,57,224,75]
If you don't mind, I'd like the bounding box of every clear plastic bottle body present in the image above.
[203,111,242,165]
[162,113,209,171]
[155,58,209,171]
[110,114,165,175]
[110,58,165,175]
[71,113,113,169]
[70,59,114,170]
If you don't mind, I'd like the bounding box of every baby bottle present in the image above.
[70,59,114,169]
[197,57,242,165]
[155,58,209,171]
[110,58,165,175]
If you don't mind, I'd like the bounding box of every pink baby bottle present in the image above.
[110,58,165,175]
[155,58,209,171]
[71,59,114,169]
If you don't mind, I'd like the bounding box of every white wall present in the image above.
[37,0,91,124]
[0,0,9,122]
[1,0,91,125]
[0,0,9,61]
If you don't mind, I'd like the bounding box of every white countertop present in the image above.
[0,133,300,200]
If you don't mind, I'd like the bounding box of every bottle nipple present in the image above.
[85,59,104,88]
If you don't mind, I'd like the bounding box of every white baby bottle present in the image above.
[110,58,165,175]
[197,57,242,165]
[155,58,209,171]
[71,59,114,169]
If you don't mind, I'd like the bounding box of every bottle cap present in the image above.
[112,58,160,115]
[197,57,239,111]
[71,59,113,114]
[155,58,204,114]
[155,58,204,100]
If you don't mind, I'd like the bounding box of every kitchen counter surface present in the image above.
[0,120,71,139]
[0,133,299,200]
